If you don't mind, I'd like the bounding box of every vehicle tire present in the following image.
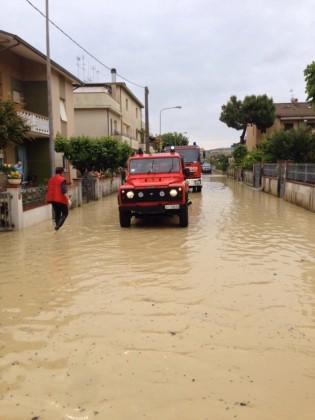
[119,210,131,227]
[178,205,188,227]
[196,186,202,192]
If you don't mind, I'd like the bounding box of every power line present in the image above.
[25,0,146,89]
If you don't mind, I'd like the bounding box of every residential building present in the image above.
[73,69,144,151]
[208,147,233,156]
[246,99,315,151]
[0,30,82,184]
[200,148,233,160]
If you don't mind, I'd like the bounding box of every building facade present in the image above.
[245,99,315,151]
[73,70,144,151]
[0,30,81,184]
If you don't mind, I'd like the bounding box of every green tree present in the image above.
[220,94,275,143]
[118,142,133,168]
[0,98,30,149]
[304,61,315,110]
[212,153,230,171]
[228,145,265,169]
[219,95,245,138]
[247,148,266,163]
[232,144,248,166]
[258,125,315,163]
[160,132,189,149]
[243,95,275,132]
[55,135,132,174]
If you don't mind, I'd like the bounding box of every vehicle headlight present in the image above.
[138,191,144,198]
[159,191,165,197]
[169,189,178,197]
[126,191,134,199]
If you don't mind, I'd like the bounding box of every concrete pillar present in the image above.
[93,176,100,200]
[73,178,82,207]
[7,185,23,230]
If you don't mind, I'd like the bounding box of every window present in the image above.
[60,99,68,122]
[283,123,293,131]
[125,98,128,111]
[136,107,138,119]
[62,155,68,172]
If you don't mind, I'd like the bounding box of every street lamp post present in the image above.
[46,0,55,176]
[159,106,182,136]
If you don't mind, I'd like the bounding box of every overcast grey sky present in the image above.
[1,0,314,149]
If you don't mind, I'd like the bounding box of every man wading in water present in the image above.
[46,167,69,231]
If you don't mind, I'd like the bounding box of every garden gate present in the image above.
[82,171,96,203]
[0,192,13,231]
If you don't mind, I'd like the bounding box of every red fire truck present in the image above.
[164,143,202,192]
[118,148,190,227]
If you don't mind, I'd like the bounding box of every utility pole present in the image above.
[46,0,55,175]
[145,87,149,153]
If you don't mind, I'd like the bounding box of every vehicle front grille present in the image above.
[120,187,183,203]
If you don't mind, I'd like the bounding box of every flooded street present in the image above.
[1,174,315,420]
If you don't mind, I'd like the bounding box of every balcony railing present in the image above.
[112,129,132,139]
[18,110,49,136]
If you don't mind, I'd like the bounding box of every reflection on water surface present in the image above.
[1,176,315,420]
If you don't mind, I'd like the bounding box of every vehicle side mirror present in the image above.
[184,168,190,177]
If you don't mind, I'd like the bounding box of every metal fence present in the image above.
[262,163,278,177]
[262,163,315,184]
[0,192,13,231]
[287,163,315,184]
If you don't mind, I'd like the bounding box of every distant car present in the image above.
[202,162,212,174]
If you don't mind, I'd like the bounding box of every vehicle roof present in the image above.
[130,152,181,159]
[164,145,199,149]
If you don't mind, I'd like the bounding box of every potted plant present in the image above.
[0,164,16,187]
[0,163,14,174]
[7,170,22,185]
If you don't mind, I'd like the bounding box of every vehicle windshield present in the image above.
[129,157,180,174]
[177,149,200,163]
[165,148,200,163]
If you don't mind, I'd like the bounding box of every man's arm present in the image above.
[60,180,67,195]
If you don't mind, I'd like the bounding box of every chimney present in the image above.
[111,68,117,83]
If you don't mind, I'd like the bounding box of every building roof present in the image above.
[73,82,144,108]
[275,101,315,119]
[109,82,144,108]
[0,29,82,85]
[73,83,112,94]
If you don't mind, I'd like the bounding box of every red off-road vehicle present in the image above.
[118,148,190,227]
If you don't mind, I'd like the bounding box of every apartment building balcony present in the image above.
[18,110,49,137]
[111,130,141,150]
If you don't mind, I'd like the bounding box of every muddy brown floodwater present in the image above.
[1,175,315,420]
